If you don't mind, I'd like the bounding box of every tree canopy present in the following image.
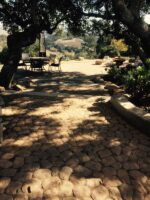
[1,0,150,52]
[0,0,85,88]
[83,0,150,58]
[0,0,84,33]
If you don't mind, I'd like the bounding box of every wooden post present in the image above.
[39,32,46,57]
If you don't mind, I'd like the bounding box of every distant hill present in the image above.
[55,38,84,49]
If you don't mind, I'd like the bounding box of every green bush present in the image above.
[107,66,127,85]
[146,58,150,66]
[63,51,75,60]
[107,64,150,100]
[23,40,39,57]
[75,51,88,59]
[123,66,150,99]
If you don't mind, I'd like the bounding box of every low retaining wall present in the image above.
[0,97,4,143]
[110,95,150,135]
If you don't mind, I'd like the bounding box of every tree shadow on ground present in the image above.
[14,69,107,96]
[1,103,150,199]
[1,71,150,199]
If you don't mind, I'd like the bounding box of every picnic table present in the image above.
[20,53,63,72]
[19,54,50,71]
[30,57,50,71]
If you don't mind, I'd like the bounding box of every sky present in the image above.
[144,15,150,24]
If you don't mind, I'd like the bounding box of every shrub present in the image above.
[107,66,127,85]
[123,66,150,99]
[107,64,150,100]
[146,58,150,66]
[23,40,39,57]
[76,51,88,59]
[111,39,128,56]
[63,51,75,60]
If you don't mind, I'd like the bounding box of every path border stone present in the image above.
[110,95,150,135]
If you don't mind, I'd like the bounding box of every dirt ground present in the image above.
[61,60,107,75]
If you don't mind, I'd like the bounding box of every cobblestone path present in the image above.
[1,71,150,200]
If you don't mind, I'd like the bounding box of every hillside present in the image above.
[54,38,84,49]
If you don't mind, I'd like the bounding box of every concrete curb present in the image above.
[110,95,150,135]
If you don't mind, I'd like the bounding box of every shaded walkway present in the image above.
[1,67,150,200]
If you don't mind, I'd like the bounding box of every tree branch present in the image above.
[82,11,115,20]
[46,17,66,34]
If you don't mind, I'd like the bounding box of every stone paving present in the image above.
[1,69,150,200]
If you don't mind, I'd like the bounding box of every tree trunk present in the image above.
[0,26,39,88]
[123,33,148,67]
[132,43,148,66]
[0,49,21,89]
[112,0,150,60]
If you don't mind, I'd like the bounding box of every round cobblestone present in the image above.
[2,66,150,200]
[91,185,109,200]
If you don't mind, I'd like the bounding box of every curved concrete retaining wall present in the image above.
[110,95,150,135]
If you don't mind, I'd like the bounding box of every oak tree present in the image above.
[0,0,83,88]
